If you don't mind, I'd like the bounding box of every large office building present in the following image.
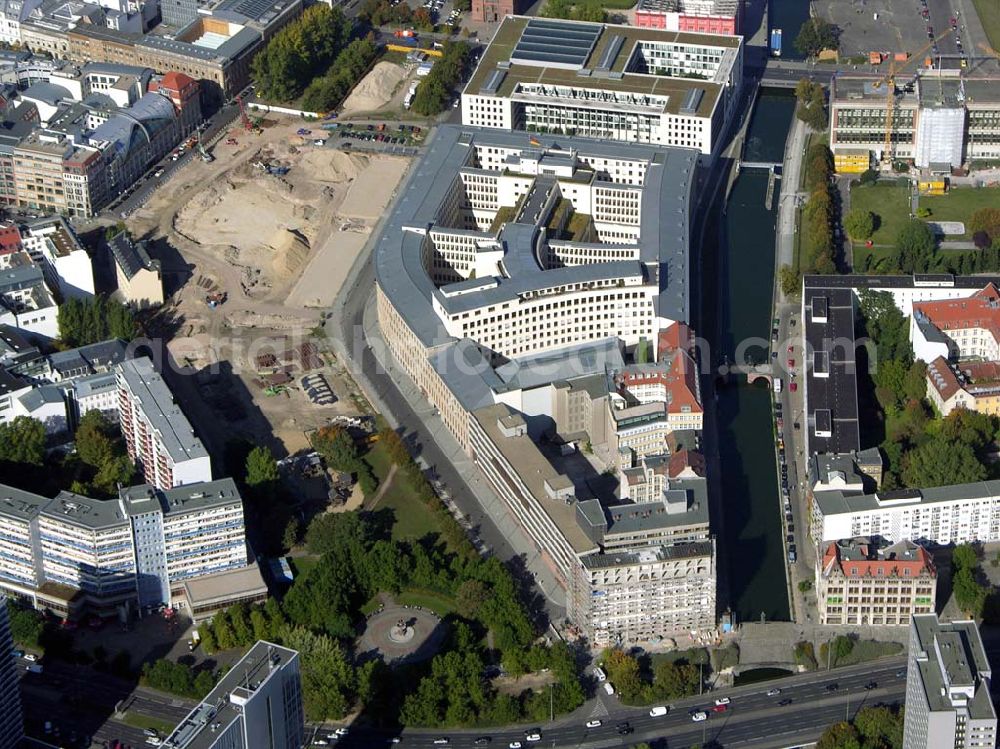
[829,64,1000,169]
[902,614,996,749]
[0,479,252,619]
[471,403,715,645]
[164,641,304,749]
[815,537,936,626]
[0,596,23,749]
[116,357,212,489]
[461,17,743,155]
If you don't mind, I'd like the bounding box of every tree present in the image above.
[312,425,361,472]
[602,648,645,703]
[895,219,936,273]
[902,438,987,488]
[795,18,839,57]
[795,79,828,130]
[831,635,854,665]
[798,580,813,592]
[92,454,137,495]
[969,207,1000,246]
[57,296,136,347]
[572,0,606,21]
[853,705,903,749]
[952,543,979,572]
[75,410,115,467]
[652,660,700,699]
[281,626,357,720]
[844,209,875,241]
[815,721,860,749]
[6,602,44,649]
[953,567,988,617]
[455,579,489,618]
[193,669,216,698]
[411,43,470,117]
[245,445,279,489]
[779,264,799,296]
[0,416,46,465]
[282,517,301,550]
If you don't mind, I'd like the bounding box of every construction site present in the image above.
[126,104,410,460]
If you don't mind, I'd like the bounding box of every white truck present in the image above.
[773,377,783,394]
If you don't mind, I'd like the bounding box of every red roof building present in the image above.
[914,283,1000,362]
[816,537,936,626]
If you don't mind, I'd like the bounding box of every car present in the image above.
[617,726,634,736]
[525,733,542,742]
[509,743,522,749]
[649,706,668,717]
[585,720,602,728]
[333,729,349,737]
[692,711,708,722]
[787,359,795,367]
[790,382,797,392]
[23,653,37,662]
[865,681,878,690]
[778,698,793,706]
[602,681,615,696]
[767,688,781,696]
[787,523,794,533]
[714,697,731,706]
[143,730,159,738]
[313,741,329,747]
[11,650,22,658]
[896,670,906,678]
[712,704,728,713]
[433,740,449,745]
[786,534,794,543]
[474,739,491,746]
[826,683,839,692]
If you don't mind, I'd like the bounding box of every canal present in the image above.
[702,91,796,623]
[768,0,812,61]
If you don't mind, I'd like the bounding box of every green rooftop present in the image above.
[464,16,740,117]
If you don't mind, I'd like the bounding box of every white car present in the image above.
[767,688,782,697]
[585,720,602,728]
[525,734,542,742]
[649,706,668,717]
[593,666,607,682]
[332,728,349,737]
[714,697,731,706]
[508,743,522,749]
[433,740,449,745]
[602,682,615,696]
[692,711,708,722]
[23,653,37,662]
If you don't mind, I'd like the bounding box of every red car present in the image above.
[787,345,793,353]
[787,359,795,367]
[790,382,798,392]
[712,704,728,713]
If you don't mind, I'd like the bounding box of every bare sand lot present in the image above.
[341,61,408,115]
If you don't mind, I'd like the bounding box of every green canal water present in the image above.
[703,91,796,623]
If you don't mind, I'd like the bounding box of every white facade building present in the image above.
[116,357,211,490]
[19,215,95,299]
[902,615,996,749]
[811,481,1000,547]
[461,17,742,155]
[0,479,250,618]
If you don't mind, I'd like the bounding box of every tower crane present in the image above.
[875,30,951,165]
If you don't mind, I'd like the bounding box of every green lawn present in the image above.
[848,183,911,245]
[972,0,1000,51]
[289,555,320,579]
[122,712,176,736]
[919,186,1000,239]
[397,589,457,617]
[830,639,904,668]
[364,441,447,545]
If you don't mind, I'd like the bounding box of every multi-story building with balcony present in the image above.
[810,481,1000,546]
[461,17,742,155]
[632,0,741,35]
[902,614,996,749]
[816,537,937,626]
[0,595,23,749]
[116,357,211,490]
[0,478,252,619]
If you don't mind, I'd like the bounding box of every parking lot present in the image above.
[816,0,972,63]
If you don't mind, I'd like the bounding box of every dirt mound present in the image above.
[296,149,368,184]
[268,228,311,280]
[341,61,406,114]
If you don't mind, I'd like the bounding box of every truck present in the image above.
[770,28,782,57]
[773,377,783,394]
[393,28,416,37]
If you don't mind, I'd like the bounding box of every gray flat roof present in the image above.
[43,490,128,529]
[581,539,713,569]
[814,479,1000,516]
[803,274,1000,290]
[375,124,696,352]
[911,615,995,721]
[119,478,243,517]
[163,641,299,749]
[803,285,860,455]
[0,484,49,523]
[116,357,208,465]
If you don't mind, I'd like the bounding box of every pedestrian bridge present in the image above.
[727,363,774,386]
[741,161,782,171]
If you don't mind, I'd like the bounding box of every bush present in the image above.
[844,208,875,241]
[794,641,818,670]
[797,579,813,593]
[710,643,739,672]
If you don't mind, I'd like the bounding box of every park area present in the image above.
[972,0,1000,51]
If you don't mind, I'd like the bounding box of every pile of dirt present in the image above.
[296,149,368,184]
[268,228,311,280]
[341,61,407,114]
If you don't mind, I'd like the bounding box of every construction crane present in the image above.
[877,30,952,165]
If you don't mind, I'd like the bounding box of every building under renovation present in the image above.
[828,63,1000,169]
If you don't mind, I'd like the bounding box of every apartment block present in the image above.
[13,130,107,217]
[902,615,996,749]
[816,538,936,626]
[0,479,251,619]
[461,17,743,155]
[108,231,163,308]
[926,357,1000,417]
[19,214,94,298]
[116,357,211,489]
[164,641,304,749]
[810,481,1000,546]
[911,282,1000,364]
[0,596,23,749]
[0,255,58,338]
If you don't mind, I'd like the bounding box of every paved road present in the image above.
[330,659,907,748]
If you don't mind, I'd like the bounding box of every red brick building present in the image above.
[472,0,516,24]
